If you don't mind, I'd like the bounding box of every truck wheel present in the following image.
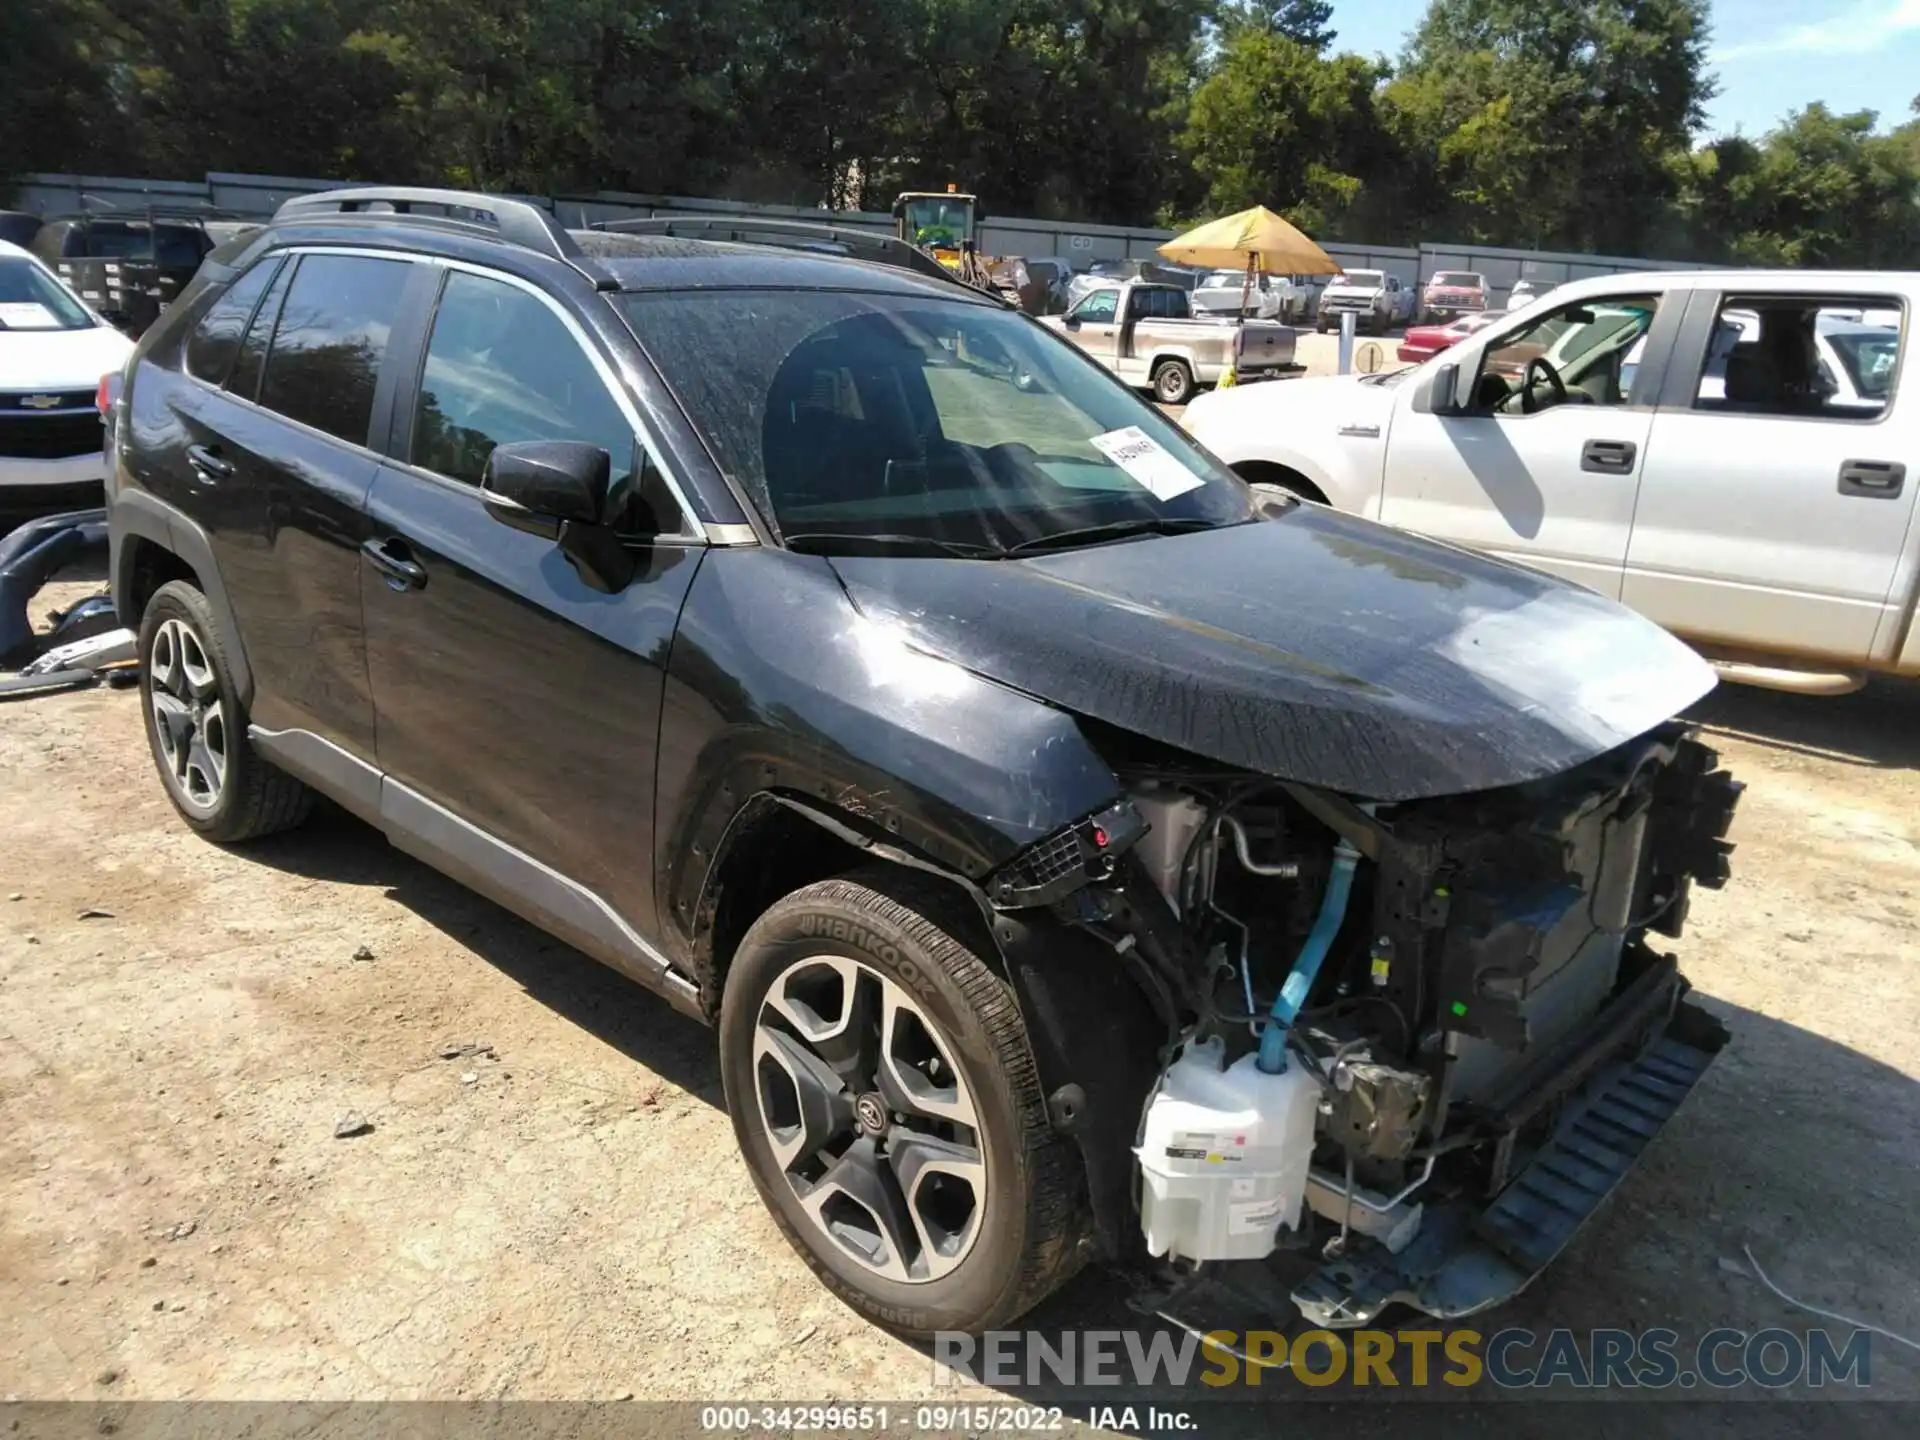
[1152,359,1196,405]
[719,868,1086,1337]
[138,580,313,843]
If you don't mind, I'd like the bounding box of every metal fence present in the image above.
[13,171,1708,297]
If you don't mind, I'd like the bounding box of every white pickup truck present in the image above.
[1182,268,1920,694]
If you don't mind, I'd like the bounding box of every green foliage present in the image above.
[1677,106,1920,267]
[2,0,1918,268]
[1183,30,1387,236]
[1384,0,1715,253]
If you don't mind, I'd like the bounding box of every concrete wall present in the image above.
[14,171,1699,294]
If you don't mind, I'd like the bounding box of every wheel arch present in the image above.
[696,790,1164,1261]
[111,490,255,705]
[1231,458,1331,506]
[1143,346,1199,379]
[695,792,997,1021]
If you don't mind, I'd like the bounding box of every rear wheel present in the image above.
[1152,359,1196,405]
[138,580,312,843]
[719,869,1085,1336]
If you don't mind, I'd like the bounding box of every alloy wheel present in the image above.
[147,618,228,815]
[752,955,987,1284]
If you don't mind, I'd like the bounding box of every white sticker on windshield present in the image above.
[0,303,60,329]
[1088,425,1205,501]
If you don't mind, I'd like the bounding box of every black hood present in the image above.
[828,506,1715,801]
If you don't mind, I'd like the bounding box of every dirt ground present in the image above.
[3,568,1918,1415]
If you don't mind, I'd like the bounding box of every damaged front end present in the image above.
[981,721,1741,1330]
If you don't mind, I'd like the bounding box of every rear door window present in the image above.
[257,254,411,445]
[186,258,281,386]
[1691,297,1902,419]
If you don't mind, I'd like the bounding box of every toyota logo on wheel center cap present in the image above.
[854,1093,887,1135]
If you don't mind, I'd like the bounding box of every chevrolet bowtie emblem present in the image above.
[21,395,63,410]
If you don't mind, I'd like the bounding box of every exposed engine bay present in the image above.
[986,720,1742,1326]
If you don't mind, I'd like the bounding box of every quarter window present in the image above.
[412,271,636,493]
[227,258,295,402]
[257,255,410,445]
[186,258,281,386]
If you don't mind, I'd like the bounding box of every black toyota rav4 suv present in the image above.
[106,187,1740,1339]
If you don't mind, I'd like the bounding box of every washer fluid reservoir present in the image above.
[1136,1035,1321,1262]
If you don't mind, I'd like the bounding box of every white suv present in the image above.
[0,239,133,514]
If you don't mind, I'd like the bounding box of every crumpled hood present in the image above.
[829,506,1715,801]
[0,323,132,392]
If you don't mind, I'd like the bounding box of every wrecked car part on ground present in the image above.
[107,185,1741,1338]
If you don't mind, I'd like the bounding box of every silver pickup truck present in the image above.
[1183,268,1920,695]
[1043,280,1295,404]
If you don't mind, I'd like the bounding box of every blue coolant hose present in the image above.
[1257,837,1362,1073]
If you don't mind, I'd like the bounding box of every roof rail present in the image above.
[275,187,616,289]
[590,214,997,297]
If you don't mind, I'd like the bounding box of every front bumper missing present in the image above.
[1150,999,1728,1334]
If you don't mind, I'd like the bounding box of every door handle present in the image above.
[185,444,233,482]
[1838,460,1905,498]
[361,537,428,591]
[1581,439,1638,474]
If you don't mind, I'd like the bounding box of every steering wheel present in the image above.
[1520,356,1568,414]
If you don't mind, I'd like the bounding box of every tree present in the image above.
[1181,30,1388,235]
[1224,0,1335,51]
[1678,105,1920,267]
[1385,0,1714,253]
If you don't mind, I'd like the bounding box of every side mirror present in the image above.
[1429,361,1462,415]
[482,440,608,524]
[481,440,635,593]
[1063,315,1081,330]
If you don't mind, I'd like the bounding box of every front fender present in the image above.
[653,546,1122,972]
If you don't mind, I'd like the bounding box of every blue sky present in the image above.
[1334,0,1920,137]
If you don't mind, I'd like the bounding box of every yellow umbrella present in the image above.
[1157,206,1338,319]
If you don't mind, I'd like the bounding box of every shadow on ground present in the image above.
[243,805,724,1109]
[1686,674,1920,771]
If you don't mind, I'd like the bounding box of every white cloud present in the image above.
[1713,0,1920,61]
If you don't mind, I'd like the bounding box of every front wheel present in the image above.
[719,869,1085,1337]
[1151,359,1196,405]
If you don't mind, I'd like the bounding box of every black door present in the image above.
[165,251,413,756]
[362,267,702,945]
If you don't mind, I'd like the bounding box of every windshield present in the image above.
[1338,270,1382,288]
[621,290,1253,553]
[901,197,975,251]
[0,257,94,330]
[1431,272,1481,287]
